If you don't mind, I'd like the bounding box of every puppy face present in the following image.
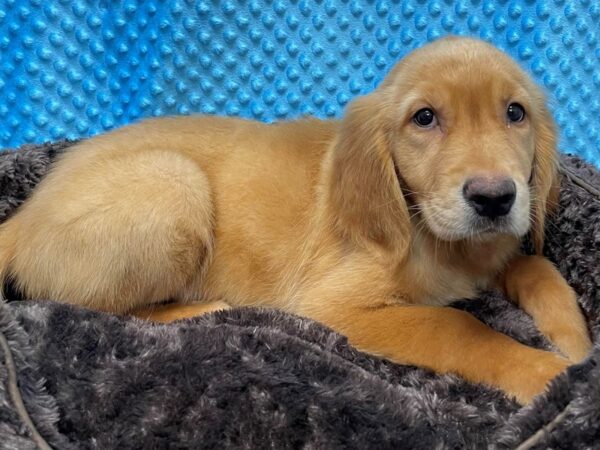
[381,38,556,243]
[329,37,558,256]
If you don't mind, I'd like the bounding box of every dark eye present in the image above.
[507,103,525,122]
[413,108,436,127]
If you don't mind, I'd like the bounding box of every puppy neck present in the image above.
[393,228,520,305]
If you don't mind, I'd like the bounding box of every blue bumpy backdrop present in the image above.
[0,1,599,164]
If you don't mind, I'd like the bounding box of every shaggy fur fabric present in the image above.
[0,142,599,449]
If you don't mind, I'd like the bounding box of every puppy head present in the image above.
[329,37,559,256]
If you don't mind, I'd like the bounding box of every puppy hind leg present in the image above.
[8,150,215,314]
[93,151,216,313]
[128,301,231,323]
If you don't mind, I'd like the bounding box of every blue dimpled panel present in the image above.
[0,1,599,164]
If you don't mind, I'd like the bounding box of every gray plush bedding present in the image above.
[0,142,599,449]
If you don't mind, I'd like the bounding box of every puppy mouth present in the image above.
[421,203,529,242]
[471,215,511,231]
[468,217,513,237]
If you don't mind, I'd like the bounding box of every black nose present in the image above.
[462,177,516,219]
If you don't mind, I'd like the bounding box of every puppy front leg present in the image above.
[312,305,568,404]
[503,255,592,362]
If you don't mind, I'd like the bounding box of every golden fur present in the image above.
[0,37,591,403]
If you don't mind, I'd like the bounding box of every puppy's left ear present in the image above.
[326,93,411,259]
[530,97,561,255]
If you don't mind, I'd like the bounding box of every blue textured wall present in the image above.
[0,1,599,164]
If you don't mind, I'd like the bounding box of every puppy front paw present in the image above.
[549,327,592,363]
[506,351,570,405]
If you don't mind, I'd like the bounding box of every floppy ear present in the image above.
[530,97,561,255]
[326,93,411,258]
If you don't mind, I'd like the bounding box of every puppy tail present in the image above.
[0,221,16,301]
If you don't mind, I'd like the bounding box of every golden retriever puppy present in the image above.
[0,37,591,403]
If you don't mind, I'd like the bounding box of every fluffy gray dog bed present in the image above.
[0,142,599,449]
